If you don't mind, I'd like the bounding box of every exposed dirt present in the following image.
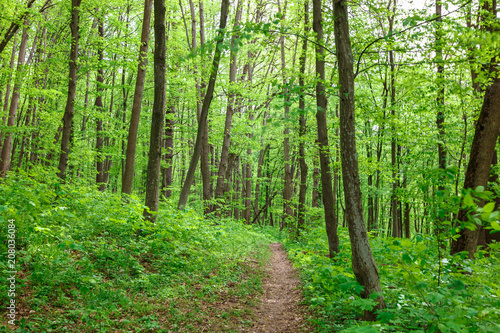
[243,243,311,333]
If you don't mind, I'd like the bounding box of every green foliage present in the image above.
[0,171,273,332]
[276,222,500,332]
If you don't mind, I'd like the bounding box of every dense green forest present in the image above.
[0,0,499,331]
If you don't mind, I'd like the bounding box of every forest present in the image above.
[0,0,499,331]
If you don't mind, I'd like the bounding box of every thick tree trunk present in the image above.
[333,0,385,320]
[178,0,230,209]
[0,22,30,177]
[143,0,167,222]
[312,0,339,256]
[451,78,500,258]
[122,0,153,195]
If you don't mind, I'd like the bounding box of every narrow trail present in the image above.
[244,243,311,333]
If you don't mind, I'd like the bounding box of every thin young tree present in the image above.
[297,0,309,236]
[312,0,339,256]
[143,0,167,222]
[333,0,385,320]
[122,0,153,195]
[212,0,242,214]
[178,0,230,209]
[56,0,82,180]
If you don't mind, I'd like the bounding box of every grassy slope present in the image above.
[0,171,274,332]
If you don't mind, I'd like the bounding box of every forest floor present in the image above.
[241,243,311,333]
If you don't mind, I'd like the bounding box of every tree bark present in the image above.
[122,0,153,195]
[178,0,230,209]
[212,0,242,213]
[333,0,385,320]
[162,102,175,198]
[95,15,106,191]
[56,0,81,180]
[451,78,500,258]
[278,0,293,231]
[297,0,309,236]
[143,0,167,222]
[312,0,339,256]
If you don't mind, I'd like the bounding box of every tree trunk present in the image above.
[333,0,385,320]
[312,155,320,208]
[178,0,230,209]
[95,16,106,191]
[451,78,500,258]
[277,0,293,231]
[0,35,17,157]
[122,0,153,195]
[312,0,339,256]
[297,1,309,236]
[212,0,242,213]
[56,0,81,180]
[143,0,167,222]
[0,21,30,177]
[162,103,175,198]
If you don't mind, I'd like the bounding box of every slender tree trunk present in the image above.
[178,0,230,209]
[312,155,320,208]
[334,0,385,320]
[0,21,30,177]
[0,36,17,157]
[122,0,153,194]
[277,0,293,231]
[212,0,242,213]
[162,103,175,198]
[297,0,309,236]
[56,0,81,180]
[312,0,339,256]
[95,15,106,191]
[143,0,167,222]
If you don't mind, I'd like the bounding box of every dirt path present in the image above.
[244,243,311,333]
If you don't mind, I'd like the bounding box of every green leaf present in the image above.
[402,253,414,264]
[463,193,474,207]
[483,202,495,213]
[490,221,500,231]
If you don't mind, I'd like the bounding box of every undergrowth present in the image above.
[0,169,273,332]
[276,222,500,333]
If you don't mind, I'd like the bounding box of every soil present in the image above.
[243,243,311,333]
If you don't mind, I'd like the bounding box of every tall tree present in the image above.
[56,0,82,180]
[95,13,106,191]
[297,0,309,236]
[143,0,167,222]
[178,0,230,209]
[278,0,293,231]
[312,0,339,256]
[212,0,242,214]
[451,0,499,258]
[333,0,385,320]
[122,0,153,195]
